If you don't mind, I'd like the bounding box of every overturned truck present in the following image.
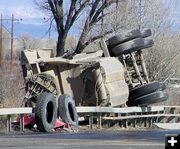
[20,28,168,132]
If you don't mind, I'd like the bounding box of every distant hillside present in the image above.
[14,22,58,38]
[3,21,57,39]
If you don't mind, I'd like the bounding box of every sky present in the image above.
[0,0,179,38]
[0,0,54,38]
[172,0,180,27]
[164,0,180,29]
[0,0,45,24]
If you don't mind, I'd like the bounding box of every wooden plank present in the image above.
[37,57,78,65]
[73,50,103,61]
[76,106,165,114]
[99,39,110,57]
[0,108,32,115]
[103,114,180,120]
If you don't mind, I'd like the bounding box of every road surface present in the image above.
[0,129,180,149]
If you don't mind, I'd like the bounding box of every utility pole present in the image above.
[0,14,21,65]
[0,14,2,65]
[10,14,14,64]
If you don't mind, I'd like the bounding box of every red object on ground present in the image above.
[15,114,72,131]
[16,114,35,126]
[54,119,65,128]
[54,119,73,131]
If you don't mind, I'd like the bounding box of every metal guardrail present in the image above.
[76,106,180,129]
[1,106,179,132]
[103,114,180,120]
[76,106,165,113]
[0,108,32,132]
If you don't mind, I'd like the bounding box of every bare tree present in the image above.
[18,34,40,50]
[35,0,118,56]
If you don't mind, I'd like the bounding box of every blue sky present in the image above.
[0,0,45,24]
[0,0,54,38]
[0,0,179,38]
[172,0,180,27]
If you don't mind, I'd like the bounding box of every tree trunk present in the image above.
[75,37,86,54]
[56,31,66,57]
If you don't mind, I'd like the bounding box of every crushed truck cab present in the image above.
[21,49,129,108]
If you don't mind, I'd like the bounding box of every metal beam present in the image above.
[76,106,165,114]
[0,108,32,115]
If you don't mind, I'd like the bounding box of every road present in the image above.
[0,129,180,149]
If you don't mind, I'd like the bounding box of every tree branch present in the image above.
[46,16,54,35]
[34,0,51,11]
[90,0,117,26]
[48,0,64,32]
[75,0,117,54]
[81,29,114,50]
[89,0,101,19]
[48,0,57,20]
[89,29,113,43]
[65,0,77,31]
[69,0,89,28]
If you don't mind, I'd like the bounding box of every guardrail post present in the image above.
[144,117,148,127]
[134,112,137,128]
[149,117,153,127]
[89,113,93,129]
[98,113,102,129]
[20,114,24,132]
[7,114,11,133]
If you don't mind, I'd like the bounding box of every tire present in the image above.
[35,92,57,132]
[129,81,166,100]
[107,28,152,48]
[127,91,168,106]
[58,94,78,126]
[107,29,141,47]
[110,38,154,56]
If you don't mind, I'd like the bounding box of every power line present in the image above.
[0,14,22,64]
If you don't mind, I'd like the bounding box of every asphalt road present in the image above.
[0,129,180,149]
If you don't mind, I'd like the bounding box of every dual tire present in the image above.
[35,92,78,132]
[110,38,154,56]
[127,81,168,106]
[107,28,152,47]
[107,28,153,56]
